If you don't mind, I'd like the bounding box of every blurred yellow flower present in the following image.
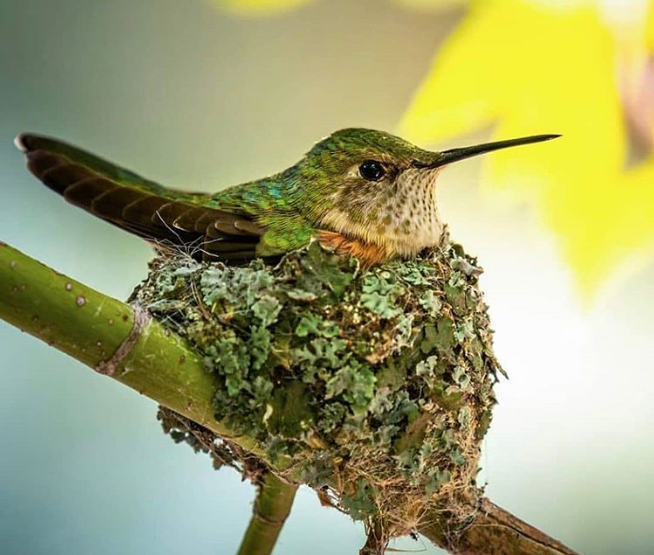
[400,0,654,297]
[393,0,467,10]
[212,0,313,16]
[211,0,463,16]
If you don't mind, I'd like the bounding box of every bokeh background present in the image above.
[1,0,653,553]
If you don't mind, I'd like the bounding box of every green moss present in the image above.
[132,237,502,537]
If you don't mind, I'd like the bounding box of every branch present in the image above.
[237,473,298,555]
[0,240,578,555]
[0,240,262,456]
[420,499,578,555]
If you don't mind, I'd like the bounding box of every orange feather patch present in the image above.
[317,230,390,267]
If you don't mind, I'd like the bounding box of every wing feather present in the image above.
[16,133,265,261]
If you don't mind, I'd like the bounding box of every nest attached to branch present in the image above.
[131,234,502,544]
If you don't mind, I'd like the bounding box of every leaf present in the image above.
[400,0,654,297]
[266,381,314,437]
[426,468,451,495]
[296,242,356,302]
[419,290,442,316]
[295,313,322,337]
[325,362,376,414]
[395,411,432,454]
[340,479,378,520]
[251,295,282,327]
[295,313,340,338]
[360,273,404,319]
[420,319,455,354]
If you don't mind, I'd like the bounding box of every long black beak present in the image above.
[421,134,561,168]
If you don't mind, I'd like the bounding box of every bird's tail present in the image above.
[15,133,263,260]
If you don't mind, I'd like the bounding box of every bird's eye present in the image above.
[359,160,386,181]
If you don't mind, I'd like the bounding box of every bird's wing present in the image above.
[16,133,265,261]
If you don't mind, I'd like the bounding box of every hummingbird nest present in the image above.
[130,234,502,543]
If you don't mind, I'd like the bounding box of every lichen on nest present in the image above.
[131,235,502,539]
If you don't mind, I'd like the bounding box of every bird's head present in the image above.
[293,128,559,256]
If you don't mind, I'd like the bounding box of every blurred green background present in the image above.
[1,0,653,554]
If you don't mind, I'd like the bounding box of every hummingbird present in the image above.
[16,129,558,267]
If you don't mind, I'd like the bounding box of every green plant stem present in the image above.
[237,473,298,555]
[0,240,262,457]
[0,240,578,555]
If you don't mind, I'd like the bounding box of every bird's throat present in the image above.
[317,167,444,264]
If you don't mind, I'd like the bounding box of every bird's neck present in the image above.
[318,168,444,260]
